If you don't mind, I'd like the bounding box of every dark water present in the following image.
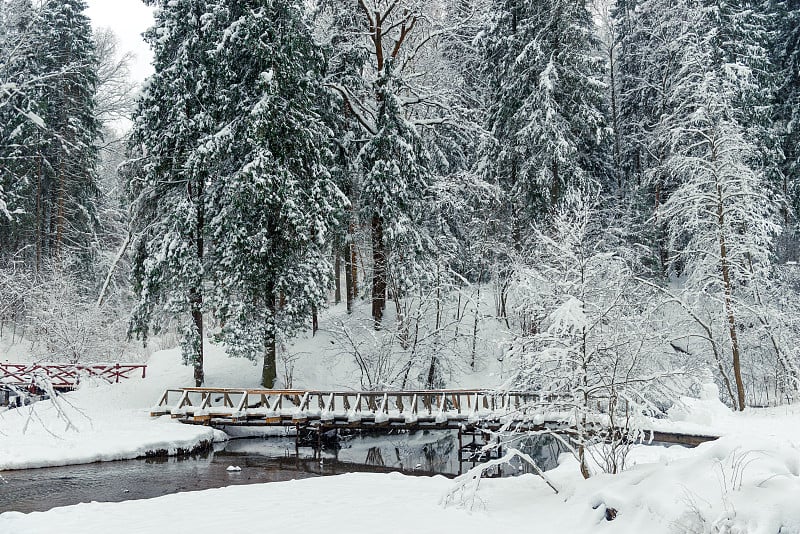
[0,431,567,514]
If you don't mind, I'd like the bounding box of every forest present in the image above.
[1,0,800,421]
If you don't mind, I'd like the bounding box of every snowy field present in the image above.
[0,343,257,470]
[3,436,800,533]
[3,326,800,532]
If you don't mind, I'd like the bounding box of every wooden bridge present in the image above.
[151,387,718,446]
[151,388,536,430]
[0,362,147,391]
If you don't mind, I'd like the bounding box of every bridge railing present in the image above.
[149,387,721,446]
[0,363,147,390]
[150,387,553,426]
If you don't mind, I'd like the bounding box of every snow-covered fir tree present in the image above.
[358,60,434,325]
[0,0,100,269]
[481,0,607,238]
[206,0,345,388]
[125,0,218,385]
[774,0,800,240]
[320,0,461,327]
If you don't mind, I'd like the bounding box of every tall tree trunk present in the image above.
[350,220,358,298]
[344,241,354,314]
[262,327,277,389]
[190,287,204,387]
[55,157,65,256]
[35,154,42,271]
[371,214,386,326]
[717,183,745,411]
[609,42,622,189]
[334,246,341,305]
[654,175,668,273]
[188,174,205,386]
[262,289,277,388]
[550,157,560,205]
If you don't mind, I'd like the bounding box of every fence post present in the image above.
[115,363,120,383]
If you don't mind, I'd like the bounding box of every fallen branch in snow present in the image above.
[440,448,559,510]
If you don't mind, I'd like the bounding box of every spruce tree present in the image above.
[320,0,447,327]
[0,0,37,244]
[775,0,800,234]
[126,0,217,386]
[38,0,100,264]
[206,0,345,388]
[0,0,100,269]
[482,0,606,238]
[358,61,432,325]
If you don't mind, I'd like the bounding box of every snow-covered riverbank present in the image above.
[0,345,250,470]
[3,434,800,533]
[3,343,800,532]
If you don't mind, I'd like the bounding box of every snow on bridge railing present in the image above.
[150,387,560,428]
[0,362,147,390]
[149,387,722,446]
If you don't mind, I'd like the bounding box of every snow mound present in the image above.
[667,383,733,427]
[0,342,250,471]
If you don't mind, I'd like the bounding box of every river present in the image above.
[0,430,567,514]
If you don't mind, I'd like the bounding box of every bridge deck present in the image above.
[151,387,718,446]
[151,388,543,430]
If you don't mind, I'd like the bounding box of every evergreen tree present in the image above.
[320,0,453,327]
[126,0,217,385]
[0,0,100,269]
[206,0,345,388]
[775,0,800,237]
[613,0,688,270]
[0,0,37,238]
[38,0,100,263]
[481,0,606,239]
[358,61,433,324]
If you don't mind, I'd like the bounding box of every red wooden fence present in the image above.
[0,363,147,389]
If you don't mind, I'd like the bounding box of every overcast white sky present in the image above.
[85,0,155,85]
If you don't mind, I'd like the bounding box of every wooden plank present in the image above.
[149,387,721,449]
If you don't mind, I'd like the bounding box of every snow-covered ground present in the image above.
[2,435,800,533]
[3,304,800,532]
[0,344,247,470]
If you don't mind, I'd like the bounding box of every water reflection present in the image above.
[0,430,567,514]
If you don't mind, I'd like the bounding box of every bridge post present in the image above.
[457,428,463,475]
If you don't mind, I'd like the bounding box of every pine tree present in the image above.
[0,0,38,238]
[38,0,100,263]
[0,0,100,269]
[126,0,217,386]
[775,0,800,236]
[358,61,433,325]
[481,0,606,237]
[206,0,345,388]
[320,0,451,327]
